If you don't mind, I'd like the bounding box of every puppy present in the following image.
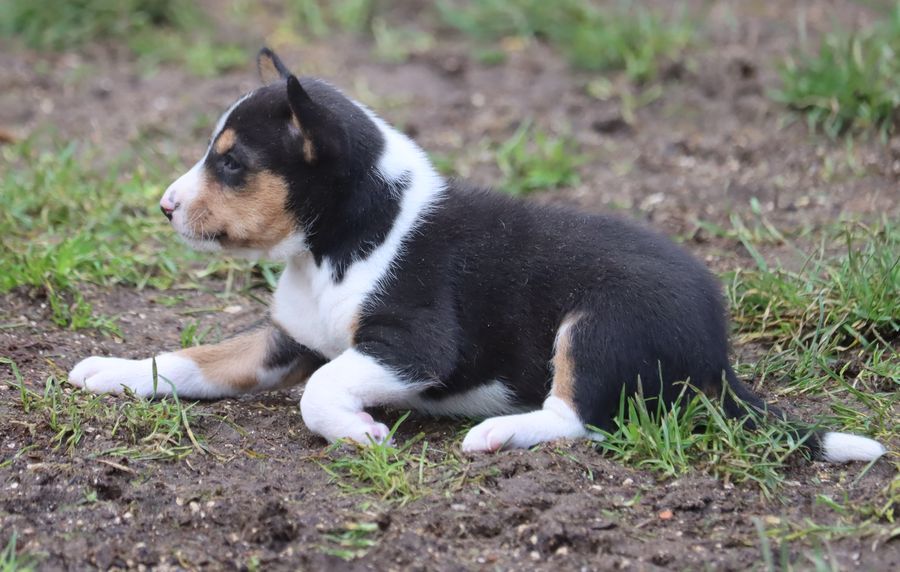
[69,48,884,462]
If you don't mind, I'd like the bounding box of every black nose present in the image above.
[161,205,174,221]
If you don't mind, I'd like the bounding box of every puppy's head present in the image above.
[160,48,383,259]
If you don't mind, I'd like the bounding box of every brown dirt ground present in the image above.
[1,1,898,570]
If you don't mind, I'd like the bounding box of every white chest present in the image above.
[271,258,375,359]
[269,113,445,361]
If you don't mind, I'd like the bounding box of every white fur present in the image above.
[163,160,228,252]
[271,111,444,358]
[300,349,428,444]
[821,431,886,463]
[67,353,228,399]
[461,395,591,452]
[68,350,293,398]
[266,232,309,260]
[161,92,254,253]
[405,380,524,419]
[211,92,251,142]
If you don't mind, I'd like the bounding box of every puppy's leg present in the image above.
[462,313,593,452]
[69,325,324,399]
[299,348,425,445]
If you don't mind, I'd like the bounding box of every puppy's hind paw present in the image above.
[461,418,512,453]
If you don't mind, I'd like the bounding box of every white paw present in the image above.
[308,410,392,446]
[346,411,392,445]
[461,417,520,453]
[461,402,590,453]
[68,356,157,397]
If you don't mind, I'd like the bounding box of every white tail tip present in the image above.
[821,432,886,463]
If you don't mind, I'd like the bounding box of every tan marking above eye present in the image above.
[214,128,236,156]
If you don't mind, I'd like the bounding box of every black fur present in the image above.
[217,49,833,455]
[264,325,326,372]
[211,77,401,280]
[354,186,795,433]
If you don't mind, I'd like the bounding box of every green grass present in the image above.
[321,414,430,505]
[439,0,694,81]
[285,0,432,63]
[754,518,844,572]
[595,386,807,496]
[726,221,898,417]
[1,357,208,460]
[752,478,900,571]
[0,0,245,76]
[321,414,480,506]
[318,521,380,561]
[495,121,584,195]
[286,0,705,76]
[180,320,214,348]
[0,533,38,572]
[0,0,191,50]
[775,3,900,137]
[0,141,273,333]
[595,218,897,496]
[0,141,180,331]
[287,0,377,37]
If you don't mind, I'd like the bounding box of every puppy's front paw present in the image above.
[344,411,392,445]
[68,356,156,397]
[306,411,392,446]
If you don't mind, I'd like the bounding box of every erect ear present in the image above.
[286,75,343,163]
[257,47,292,85]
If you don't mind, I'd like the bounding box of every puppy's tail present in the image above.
[721,368,886,463]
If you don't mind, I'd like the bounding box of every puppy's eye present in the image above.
[221,153,242,173]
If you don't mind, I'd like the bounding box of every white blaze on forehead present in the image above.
[208,92,253,156]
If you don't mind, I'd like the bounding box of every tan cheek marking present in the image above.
[551,312,583,408]
[228,171,296,247]
[214,129,236,155]
[183,331,267,391]
[186,171,295,249]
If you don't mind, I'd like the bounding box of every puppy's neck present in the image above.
[301,107,445,282]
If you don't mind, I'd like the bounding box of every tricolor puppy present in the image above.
[69,49,885,462]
